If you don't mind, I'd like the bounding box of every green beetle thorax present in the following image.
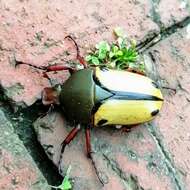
[59,68,94,124]
[59,68,113,124]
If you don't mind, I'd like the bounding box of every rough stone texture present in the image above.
[151,0,190,28]
[0,109,50,190]
[146,26,190,189]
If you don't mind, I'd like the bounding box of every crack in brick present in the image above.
[147,124,185,190]
[138,16,190,53]
[103,154,144,190]
[160,16,190,39]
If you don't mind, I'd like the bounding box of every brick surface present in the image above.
[34,111,177,189]
[0,109,50,190]
[146,26,190,189]
[152,0,190,28]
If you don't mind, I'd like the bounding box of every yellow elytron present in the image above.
[94,68,163,126]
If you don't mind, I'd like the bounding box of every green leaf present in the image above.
[139,63,145,71]
[95,41,110,51]
[117,37,127,49]
[50,165,72,190]
[114,27,125,38]
[85,55,93,62]
[98,48,107,60]
[109,45,119,58]
[59,165,72,190]
[85,54,100,65]
[115,50,123,56]
[109,51,115,58]
[110,60,116,68]
[95,41,110,60]
[130,39,137,49]
[112,45,119,52]
[58,179,72,190]
[128,62,137,69]
[91,56,100,65]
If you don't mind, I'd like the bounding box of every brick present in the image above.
[154,0,190,28]
[0,109,50,190]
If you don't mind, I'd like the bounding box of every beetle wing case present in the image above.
[93,68,163,126]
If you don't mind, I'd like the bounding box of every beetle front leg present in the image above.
[44,65,76,74]
[15,60,76,74]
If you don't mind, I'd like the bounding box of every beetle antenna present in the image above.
[64,35,80,57]
[15,60,46,71]
[64,35,87,68]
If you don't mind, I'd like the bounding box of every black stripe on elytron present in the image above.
[111,91,164,101]
[92,71,163,101]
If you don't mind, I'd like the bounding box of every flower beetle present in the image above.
[16,36,163,165]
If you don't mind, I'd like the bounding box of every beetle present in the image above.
[16,36,163,168]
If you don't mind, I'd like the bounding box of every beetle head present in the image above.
[42,85,61,105]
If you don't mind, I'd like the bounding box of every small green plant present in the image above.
[50,165,72,190]
[85,27,145,72]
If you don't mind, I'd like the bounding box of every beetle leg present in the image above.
[39,104,54,118]
[126,68,146,76]
[15,60,46,70]
[65,35,88,68]
[58,125,80,173]
[44,65,76,74]
[85,126,92,158]
[121,124,140,133]
[42,65,76,79]
[121,126,132,133]
[15,60,76,74]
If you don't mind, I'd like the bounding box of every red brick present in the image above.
[0,109,50,190]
